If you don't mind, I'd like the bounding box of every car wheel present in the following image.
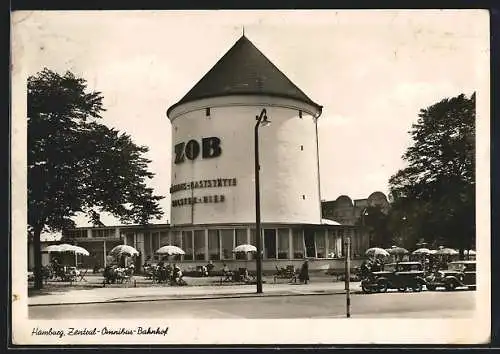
[412,283,423,292]
[378,280,388,293]
[445,281,456,291]
[426,284,436,291]
[361,282,372,294]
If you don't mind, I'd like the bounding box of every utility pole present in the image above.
[345,232,351,318]
[254,109,269,294]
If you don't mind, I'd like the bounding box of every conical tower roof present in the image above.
[167,35,322,117]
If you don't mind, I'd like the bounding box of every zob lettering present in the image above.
[174,137,222,164]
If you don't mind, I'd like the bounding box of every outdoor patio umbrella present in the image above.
[156,245,185,255]
[233,244,257,266]
[233,244,257,253]
[109,244,140,257]
[42,244,89,267]
[155,245,185,263]
[435,247,458,255]
[42,245,63,252]
[68,245,90,256]
[386,246,409,255]
[365,247,390,258]
[412,248,432,255]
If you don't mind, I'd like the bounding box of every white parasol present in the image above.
[412,248,432,255]
[435,247,458,255]
[365,247,390,258]
[109,245,140,257]
[42,245,63,252]
[42,244,89,255]
[386,246,409,255]
[155,245,185,255]
[233,244,257,253]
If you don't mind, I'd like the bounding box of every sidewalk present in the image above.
[28,281,361,306]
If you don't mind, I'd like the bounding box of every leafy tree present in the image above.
[389,93,475,258]
[28,68,164,289]
[356,206,391,248]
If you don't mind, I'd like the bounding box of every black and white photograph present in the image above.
[11,10,490,344]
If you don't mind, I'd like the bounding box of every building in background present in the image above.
[321,191,390,255]
[56,34,371,271]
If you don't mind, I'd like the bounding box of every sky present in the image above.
[12,10,488,228]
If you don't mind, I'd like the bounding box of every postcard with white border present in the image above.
[11,9,490,345]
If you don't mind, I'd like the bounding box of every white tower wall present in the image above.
[169,96,321,226]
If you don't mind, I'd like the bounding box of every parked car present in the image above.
[426,260,476,291]
[361,262,427,294]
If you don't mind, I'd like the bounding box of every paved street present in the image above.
[30,289,475,319]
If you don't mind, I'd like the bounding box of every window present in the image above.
[328,230,336,258]
[250,229,256,246]
[64,229,87,239]
[235,229,247,260]
[91,229,114,238]
[152,232,159,255]
[208,230,219,260]
[277,228,289,259]
[194,230,205,260]
[182,231,193,260]
[124,232,134,247]
[264,229,276,259]
[315,230,326,258]
[170,231,183,261]
[292,229,304,259]
[338,229,344,257]
[144,232,152,258]
[159,232,169,247]
[304,230,316,258]
[220,229,234,260]
[171,231,181,246]
[249,229,258,260]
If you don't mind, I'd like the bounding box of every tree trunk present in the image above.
[33,227,43,290]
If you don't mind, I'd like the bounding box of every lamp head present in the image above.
[260,115,271,127]
[256,108,271,127]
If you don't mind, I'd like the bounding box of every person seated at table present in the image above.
[240,268,250,282]
[222,263,232,278]
[127,264,135,275]
[172,264,183,284]
[206,260,215,275]
[199,265,208,277]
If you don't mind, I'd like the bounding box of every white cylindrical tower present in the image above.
[167,35,322,226]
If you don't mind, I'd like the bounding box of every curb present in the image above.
[28,289,355,307]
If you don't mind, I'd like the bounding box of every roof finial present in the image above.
[242,25,245,37]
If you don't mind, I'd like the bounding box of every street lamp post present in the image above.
[360,208,369,247]
[344,231,351,318]
[255,108,270,294]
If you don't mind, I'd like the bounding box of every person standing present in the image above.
[300,259,310,284]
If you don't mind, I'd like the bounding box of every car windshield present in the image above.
[448,263,466,272]
[396,263,422,272]
[384,264,396,272]
[465,263,476,271]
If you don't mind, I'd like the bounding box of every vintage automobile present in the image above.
[361,261,427,293]
[426,260,476,291]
